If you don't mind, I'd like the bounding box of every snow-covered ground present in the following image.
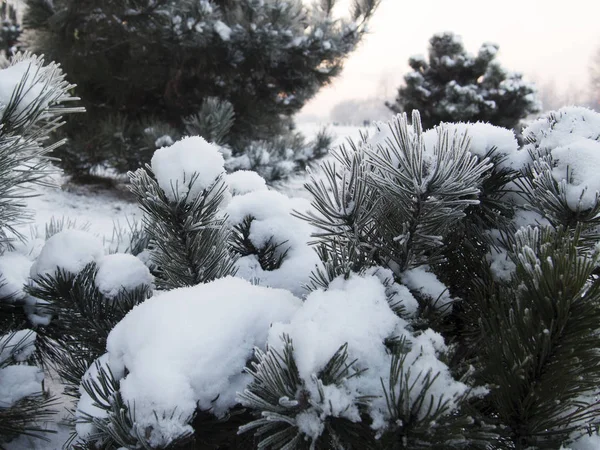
[15,123,367,241]
[6,122,366,450]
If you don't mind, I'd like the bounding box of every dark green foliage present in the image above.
[129,165,236,290]
[184,97,235,146]
[26,263,152,396]
[477,227,600,448]
[386,32,540,131]
[300,111,491,279]
[24,0,378,177]
[239,334,374,450]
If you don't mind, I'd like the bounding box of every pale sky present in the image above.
[301,0,600,118]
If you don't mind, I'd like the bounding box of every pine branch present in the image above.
[129,166,237,289]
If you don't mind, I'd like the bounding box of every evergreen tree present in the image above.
[386,32,540,131]
[0,52,82,444]
[23,0,377,180]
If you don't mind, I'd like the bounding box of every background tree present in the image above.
[23,0,378,180]
[386,32,540,131]
[0,1,22,58]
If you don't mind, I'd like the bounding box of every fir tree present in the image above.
[0,52,82,444]
[23,0,377,180]
[386,32,540,131]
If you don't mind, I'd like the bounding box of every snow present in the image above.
[423,121,522,169]
[401,265,454,314]
[150,136,226,204]
[0,252,32,299]
[522,107,600,211]
[29,229,104,278]
[74,353,122,440]
[263,273,472,437]
[0,329,36,364]
[0,60,47,116]
[487,247,516,282]
[364,266,419,317]
[214,21,232,41]
[0,330,42,409]
[86,277,302,447]
[94,253,154,299]
[226,170,268,196]
[224,190,320,297]
[0,365,44,407]
[562,434,600,450]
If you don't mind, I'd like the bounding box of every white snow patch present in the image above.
[226,170,268,196]
[95,253,154,299]
[0,252,32,299]
[30,230,104,278]
[401,265,454,314]
[151,136,226,204]
[522,107,600,211]
[99,277,301,447]
[225,190,319,297]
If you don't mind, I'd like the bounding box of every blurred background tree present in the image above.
[23,0,379,181]
[386,31,540,131]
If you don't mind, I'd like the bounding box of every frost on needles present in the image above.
[6,106,600,450]
[0,52,82,443]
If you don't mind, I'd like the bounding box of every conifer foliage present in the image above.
[0,52,82,443]
[23,0,376,179]
[386,32,540,131]
[14,106,598,450]
[3,66,600,449]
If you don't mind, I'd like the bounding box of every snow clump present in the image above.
[225,189,320,297]
[95,253,154,299]
[77,277,302,448]
[522,107,600,211]
[29,229,104,278]
[150,136,227,204]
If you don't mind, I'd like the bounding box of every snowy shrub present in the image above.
[18,107,600,450]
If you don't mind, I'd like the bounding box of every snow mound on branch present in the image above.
[97,277,301,447]
[523,107,600,211]
[0,252,32,300]
[0,61,47,115]
[423,121,523,169]
[226,170,268,196]
[30,229,104,278]
[95,253,154,299]
[225,190,320,297]
[364,266,419,317]
[0,330,42,408]
[266,273,471,434]
[401,265,455,314]
[0,365,43,408]
[151,136,226,203]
